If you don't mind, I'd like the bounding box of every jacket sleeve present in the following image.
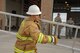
[29,23,53,44]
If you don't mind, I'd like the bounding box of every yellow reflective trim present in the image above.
[16,33,33,41]
[37,33,41,43]
[14,47,24,53]
[37,33,44,43]
[14,47,35,53]
[21,20,25,27]
[48,36,52,43]
[24,50,35,53]
[16,33,27,40]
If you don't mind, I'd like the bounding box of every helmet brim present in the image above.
[26,12,41,15]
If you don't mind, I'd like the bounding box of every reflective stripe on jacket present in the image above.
[16,33,33,41]
[14,47,35,53]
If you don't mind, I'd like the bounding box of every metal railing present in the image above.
[0,11,80,53]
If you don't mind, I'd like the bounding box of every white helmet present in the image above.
[26,5,41,15]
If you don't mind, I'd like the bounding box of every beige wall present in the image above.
[41,0,54,34]
[0,0,6,29]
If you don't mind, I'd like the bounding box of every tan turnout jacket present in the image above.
[15,18,52,52]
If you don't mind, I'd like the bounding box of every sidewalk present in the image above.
[0,32,80,53]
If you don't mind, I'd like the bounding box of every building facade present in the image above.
[0,0,54,34]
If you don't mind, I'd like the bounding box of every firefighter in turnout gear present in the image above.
[14,5,58,53]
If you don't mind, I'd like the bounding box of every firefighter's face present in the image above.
[34,15,41,22]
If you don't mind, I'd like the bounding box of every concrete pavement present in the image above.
[0,31,80,53]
